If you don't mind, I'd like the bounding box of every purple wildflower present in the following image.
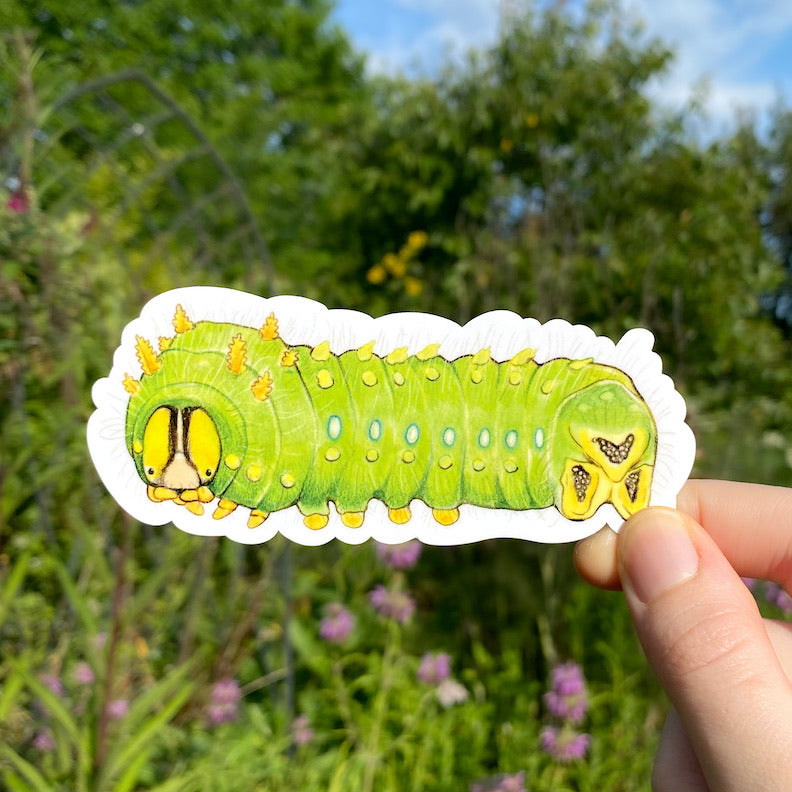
[470,771,526,792]
[6,191,29,214]
[207,677,242,725]
[435,678,468,708]
[292,714,314,745]
[319,603,354,644]
[541,725,590,762]
[544,661,587,723]
[39,673,64,697]
[72,662,95,685]
[417,652,451,685]
[368,584,415,623]
[375,540,422,569]
[741,577,758,590]
[33,730,56,752]
[107,699,129,719]
[766,583,792,613]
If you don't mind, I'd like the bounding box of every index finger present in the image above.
[678,479,792,589]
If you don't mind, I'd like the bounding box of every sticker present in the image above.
[87,287,695,546]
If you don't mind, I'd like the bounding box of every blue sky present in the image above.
[333,0,792,136]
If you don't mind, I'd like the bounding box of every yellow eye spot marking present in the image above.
[340,511,364,528]
[366,448,379,462]
[392,371,405,386]
[311,340,331,361]
[304,513,329,530]
[259,312,279,339]
[568,357,593,371]
[280,348,298,367]
[246,464,262,481]
[186,408,221,483]
[472,347,490,365]
[432,507,459,525]
[510,347,535,365]
[135,335,161,376]
[388,506,411,524]
[225,454,241,470]
[213,499,238,519]
[226,334,247,374]
[438,455,453,470]
[248,510,269,529]
[251,371,273,401]
[133,440,143,454]
[317,369,334,389]
[362,370,378,387]
[470,367,484,384]
[386,346,408,364]
[143,406,171,479]
[402,450,415,463]
[425,366,440,381]
[158,336,173,352]
[324,448,341,462]
[280,472,296,488]
[357,341,375,361]
[173,304,194,334]
[417,343,440,361]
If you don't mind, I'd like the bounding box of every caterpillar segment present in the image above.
[125,305,657,532]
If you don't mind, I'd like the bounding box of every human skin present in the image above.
[574,480,792,792]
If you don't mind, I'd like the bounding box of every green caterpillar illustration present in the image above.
[121,303,657,532]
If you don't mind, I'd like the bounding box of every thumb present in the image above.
[617,507,792,792]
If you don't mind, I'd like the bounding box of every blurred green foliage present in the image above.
[0,0,791,789]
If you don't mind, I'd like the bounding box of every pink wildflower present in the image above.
[207,677,242,725]
[292,714,314,745]
[6,190,29,214]
[39,673,64,697]
[319,603,354,644]
[417,652,451,685]
[435,678,468,708]
[72,661,95,685]
[375,540,422,569]
[33,730,56,752]
[368,584,415,623]
[107,699,129,719]
[766,583,792,612]
[540,725,590,762]
[544,661,587,723]
[470,771,526,792]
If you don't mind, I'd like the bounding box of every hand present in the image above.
[574,480,792,792]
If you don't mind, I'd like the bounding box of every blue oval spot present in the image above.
[442,427,455,447]
[478,428,490,448]
[534,428,544,449]
[327,415,342,440]
[369,419,382,442]
[405,423,420,445]
[505,430,518,449]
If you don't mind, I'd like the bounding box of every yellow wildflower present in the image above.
[404,276,423,297]
[367,264,387,284]
[406,230,428,250]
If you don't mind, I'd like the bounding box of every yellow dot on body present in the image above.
[470,367,483,384]
[317,369,334,389]
[472,458,485,471]
[133,441,143,453]
[541,379,555,395]
[362,370,378,387]
[280,472,295,488]
[393,371,405,386]
[425,366,440,381]
[246,464,262,481]
[304,513,329,530]
[508,369,522,385]
[569,357,593,370]
[366,448,379,462]
[504,460,518,473]
[225,454,241,470]
[438,455,453,470]
[402,450,415,464]
[325,448,341,462]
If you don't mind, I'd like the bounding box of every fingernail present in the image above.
[618,509,699,604]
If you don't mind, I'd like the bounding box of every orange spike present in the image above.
[226,334,247,374]
[122,373,140,394]
[260,312,279,340]
[280,348,298,367]
[135,335,161,376]
[158,336,173,352]
[251,371,273,401]
[173,304,194,334]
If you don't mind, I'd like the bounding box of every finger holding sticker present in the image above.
[575,480,792,791]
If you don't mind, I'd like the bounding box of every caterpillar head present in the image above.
[140,406,221,491]
[552,381,656,521]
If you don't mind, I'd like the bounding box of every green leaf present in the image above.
[0,745,52,792]
[0,551,31,629]
[51,557,99,636]
[21,670,81,746]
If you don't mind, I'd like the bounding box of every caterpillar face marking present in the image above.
[123,302,658,533]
